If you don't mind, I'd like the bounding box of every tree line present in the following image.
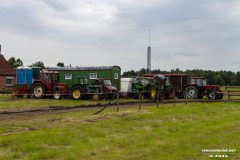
[122,68,240,86]
[7,57,67,69]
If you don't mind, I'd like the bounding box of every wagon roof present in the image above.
[47,66,121,71]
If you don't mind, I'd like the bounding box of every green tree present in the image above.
[57,62,65,67]
[236,71,240,86]
[29,61,45,69]
[7,57,23,68]
[122,70,137,77]
[137,68,147,76]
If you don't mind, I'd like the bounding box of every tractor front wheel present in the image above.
[185,86,198,99]
[92,94,100,101]
[207,89,216,100]
[70,86,83,100]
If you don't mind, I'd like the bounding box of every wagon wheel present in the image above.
[53,91,62,100]
[185,86,198,99]
[31,83,46,99]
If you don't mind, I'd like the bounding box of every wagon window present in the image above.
[6,77,13,87]
[65,73,72,80]
[114,73,118,79]
[90,73,97,79]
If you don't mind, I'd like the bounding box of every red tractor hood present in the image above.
[204,85,220,90]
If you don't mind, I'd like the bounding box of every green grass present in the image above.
[0,102,239,159]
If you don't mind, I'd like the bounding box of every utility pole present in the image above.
[147,29,151,73]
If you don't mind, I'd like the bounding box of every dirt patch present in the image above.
[0,101,156,120]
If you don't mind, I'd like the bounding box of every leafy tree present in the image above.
[29,61,45,69]
[122,68,240,86]
[122,70,137,77]
[7,57,23,68]
[137,68,147,76]
[57,62,65,67]
[236,71,240,86]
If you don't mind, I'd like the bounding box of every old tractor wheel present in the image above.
[31,83,46,99]
[53,91,62,100]
[163,85,174,99]
[70,86,83,100]
[207,89,216,100]
[101,93,109,101]
[147,86,156,99]
[92,94,100,101]
[185,86,198,99]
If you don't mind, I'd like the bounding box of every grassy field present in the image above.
[0,100,239,159]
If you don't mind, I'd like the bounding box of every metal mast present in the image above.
[147,29,151,73]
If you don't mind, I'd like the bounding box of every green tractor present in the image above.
[121,75,173,99]
[70,76,102,100]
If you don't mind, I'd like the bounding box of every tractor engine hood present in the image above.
[205,85,220,89]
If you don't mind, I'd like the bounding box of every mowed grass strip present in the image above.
[0,102,239,159]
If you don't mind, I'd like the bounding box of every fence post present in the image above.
[139,91,142,110]
[117,92,119,112]
[173,91,175,107]
[157,90,159,108]
[224,86,226,104]
[195,91,197,104]
[185,92,188,105]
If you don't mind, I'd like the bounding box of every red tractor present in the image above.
[93,78,117,100]
[184,77,223,100]
[31,71,69,99]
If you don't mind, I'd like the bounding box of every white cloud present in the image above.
[0,0,240,72]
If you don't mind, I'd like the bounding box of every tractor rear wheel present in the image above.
[147,86,156,99]
[70,86,83,100]
[163,85,174,99]
[31,83,46,99]
[185,86,198,99]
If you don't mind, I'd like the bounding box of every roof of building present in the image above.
[0,54,16,76]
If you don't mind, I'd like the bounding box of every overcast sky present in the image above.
[1,0,240,72]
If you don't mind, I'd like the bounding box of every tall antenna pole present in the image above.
[147,28,151,73]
